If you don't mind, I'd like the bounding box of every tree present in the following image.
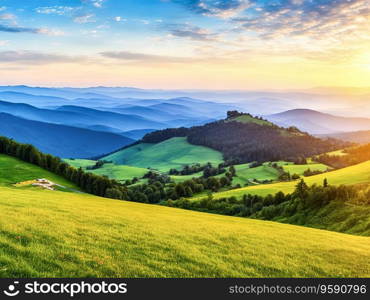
[294,179,309,200]
[292,173,300,180]
[105,188,123,200]
[185,186,193,197]
[175,183,186,197]
[229,165,236,177]
[323,178,328,188]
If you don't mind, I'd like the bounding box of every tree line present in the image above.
[164,179,370,235]
[314,143,370,169]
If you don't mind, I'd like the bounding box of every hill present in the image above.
[0,154,78,190]
[0,113,133,158]
[138,111,346,165]
[205,160,370,199]
[0,185,369,277]
[55,105,166,131]
[0,100,164,134]
[267,109,370,134]
[106,105,186,122]
[103,137,223,172]
[0,91,71,107]
[0,100,93,125]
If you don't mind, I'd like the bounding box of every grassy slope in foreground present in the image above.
[0,186,369,278]
[64,159,148,182]
[0,154,78,189]
[208,160,370,199]
[103,137,223,172]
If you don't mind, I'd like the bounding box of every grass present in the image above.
[64,159,148,182]
[325,149,348,156]
[0,154,78,190]
[228,115,273,126]
[171,172,204,183]
[103,137,223,172]
[0,186,369,277]
[228,164,279,186]
[201,160,370,199]
[283,163,329,175]
[170,163,280,185]
[64,157,328,186]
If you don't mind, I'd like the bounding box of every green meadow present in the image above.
[64,159,148,182]
[0,154,78,190]
[103,137,223,172]
[226,164,279,186]
[0,186,369,278]
[0,154,369,277]
[198,160,370,199]
[282,163,329,175]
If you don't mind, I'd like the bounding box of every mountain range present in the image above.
[266,109,370,134]
[318,131,370,144]
[0,86,241,158]
[0,113,133,158]
[0,85,369,158]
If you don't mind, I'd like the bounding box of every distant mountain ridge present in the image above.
[318,130,370,144]
[266,109,370,134]
[0,100,166,132]
[0,113,134,158]
[0,87,241,158]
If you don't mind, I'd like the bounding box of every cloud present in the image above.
[37,28,65,36]
[0,51,87,64]
[74,14,95,23]
[0,40,8,46]
[35,6,79,15]
[90,0,105,8]
[100,50,196,64]
[0,13,16,20]
[231,0,370,41]
[163,23,219,41]
[0,24,64,36]
[0,24,40,34]
[174,0,250,18]
[114,16,126,22]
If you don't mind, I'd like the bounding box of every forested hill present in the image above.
[140,111,349,164]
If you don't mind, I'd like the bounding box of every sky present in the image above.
[0,0,369,89]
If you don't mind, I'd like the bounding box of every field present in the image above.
[325,149,348,156]
[64,159,148,182]
[103,137,223,172]
[63,157,330,186]
[227,164,279,186]
[230,161,329,186]
[171,172,203,183]
[0,154,78,190]
[202,160,370,199]
[0,185,369,277]
[282,163,329,175]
